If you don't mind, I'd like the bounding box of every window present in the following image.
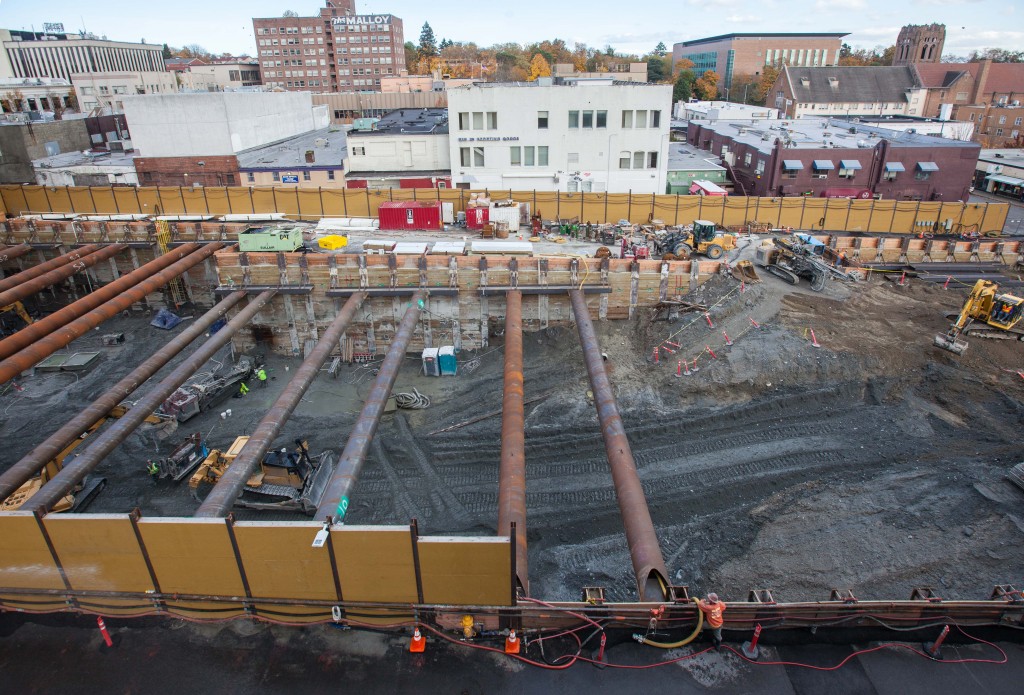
[619,151,632,169]
[582,110,594,128]
[472,112,483,129]
[755,160,765,177]
[838,167,856,179]
[538,111,548,129]
[524,147,535,166]
[352,146,365,156]
[915,170,930,180]
[272,172,280,182]
[622,111,633,128]
[510,146,521,166]
[744,153,752,166]
[998,116,1007,125]
[651,110,661,128]
[226,174,235,185]
[633,152,645,169]
[970,113,976,121]
[1015,117,1023,126]
[956,92,968,101]
[460,147,471,167]
[473,147,485,166]
[247,172,255,183]
[538,146,548,166]
[782,169,798,179]
[568,110,580,128]
[596,110,607,128]
[328,170,335,181]
[143,171,153,183]
[303,171,311,181]
[648,152,658,169]
[636,110,647,128]
[486,112,497,130]
[996,128,1004,137]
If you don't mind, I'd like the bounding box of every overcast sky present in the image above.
[1,0,1020,59]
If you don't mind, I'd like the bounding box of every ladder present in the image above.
[156,220,188,308]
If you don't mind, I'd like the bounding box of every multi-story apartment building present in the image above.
[252,0,405,93]
[447,79,672,194]
[0,29,164,82]
[672,33,846,90]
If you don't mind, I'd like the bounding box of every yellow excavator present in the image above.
[0,301,33,335]
[934,279,1024,355]
[189,436,334,515]
[1,405,169,512]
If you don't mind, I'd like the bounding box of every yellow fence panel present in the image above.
[201,186,232,216]
[83,187,117,214]
[44,514,153,592]
[332,526,418,603]
[418,537,512,606]
[0,512,64,590]
[296,189,325,218]
[136,517,246,597]
[227,187,256,214]
[234,521,337,601]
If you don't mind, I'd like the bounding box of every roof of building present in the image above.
[347,108,448,136]
[678,32,847,48]
[0,76,71,88]
[693,116,978,156]
[32,149,138,169]
[668,143,726,172]
[914,61,1024,95]
[978,149,1024,167]
[783,66,918,105]
[236,127,348,170]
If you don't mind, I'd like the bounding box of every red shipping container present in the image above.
[465,207,489,230]
[378,201,443,231]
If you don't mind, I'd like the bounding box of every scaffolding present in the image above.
[156,220,188,308]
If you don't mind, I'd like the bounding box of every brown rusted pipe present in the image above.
[0,243,218,384]
[0,243,203,363]
[0,243,106,294]
[498,290,528,595]
[27,290,277,514]
[195,291,367,518]
[0,291,247,503]
[0,244,128,306]
[317,291,425,521]
[569,289,669,602]
[0,245,34,263]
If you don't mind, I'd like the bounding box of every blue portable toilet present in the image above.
[438,346,457,376]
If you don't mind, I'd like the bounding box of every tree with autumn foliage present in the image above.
[694,70,719,100]
[528,53,552,80]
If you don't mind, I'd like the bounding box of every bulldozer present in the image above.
[655,220,736,260]
[189,436,334,515]
[1,404,170,513]
[933,279,1024,355]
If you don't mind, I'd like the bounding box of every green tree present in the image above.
[162,43,172,59]
[418,22,438,60]
[647,56,667,82]
[672,59,695,103]
[404,41,419,72]
[654,41,668,57]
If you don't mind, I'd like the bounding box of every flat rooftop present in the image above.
[236,127,347,170]
[668,142,726,172]
[348,108,448,136]
[677,32,848,47]
[32,150,138,169]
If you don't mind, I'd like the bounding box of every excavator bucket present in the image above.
[732,260,761,284]
[933,333,968,355]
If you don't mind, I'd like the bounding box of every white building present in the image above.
[72,72,178,112]
[675,100,780,122]
[447,79,672,194]
[121,92,330,157]
[346,108,450,188]
[33,149,138,186]
[0,29,165,81]
[0,77,74,114]
[180,60,263,92]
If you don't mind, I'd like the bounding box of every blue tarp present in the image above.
[150,309,182,330]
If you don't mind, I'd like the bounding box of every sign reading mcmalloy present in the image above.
[332,15,392,26]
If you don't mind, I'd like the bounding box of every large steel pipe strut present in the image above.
[0,291,247,503]
[498,290,529,594]
[0,242,203,363]
[0,245,34,263]
[0,243,106,295]
[0,244,127,307]
[196,291,367,518]
[0,243,217,384]
[317,291,425,521]
[27,290,277,514]
[569,289,669,602]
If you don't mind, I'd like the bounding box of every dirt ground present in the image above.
[2,245,1024,605]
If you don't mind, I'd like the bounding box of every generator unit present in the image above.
[238,225,305,253]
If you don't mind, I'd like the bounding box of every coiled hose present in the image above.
[634,601,704,649]
[395,388,430,409]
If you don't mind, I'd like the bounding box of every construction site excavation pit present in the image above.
[2,259,1024,607]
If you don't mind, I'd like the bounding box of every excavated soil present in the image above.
[2,262,1024,604]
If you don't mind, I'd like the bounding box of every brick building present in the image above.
[252,0,406,93]
[772,66,918,119]
[686,116,978,202]
[671,33,846,90]
[893,24,946,67]
[913,60,1024,120]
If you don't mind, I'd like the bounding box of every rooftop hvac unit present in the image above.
[314,138,329,148]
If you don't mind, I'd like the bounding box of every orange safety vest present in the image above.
[697,599,727,628]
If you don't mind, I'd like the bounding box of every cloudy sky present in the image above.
[1,0,1019,59]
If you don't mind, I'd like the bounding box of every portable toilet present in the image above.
[438,346,457,376]
[421,348,440,377]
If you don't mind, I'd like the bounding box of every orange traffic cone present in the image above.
[504,629,521,654]
[409,627,426,653]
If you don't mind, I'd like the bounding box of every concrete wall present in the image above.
[347,133,450,174]
[122,92,318,157]
[0,120,91,183]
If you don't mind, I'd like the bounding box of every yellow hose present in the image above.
[637,601,704,649]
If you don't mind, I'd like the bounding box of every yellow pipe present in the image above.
[635,600,704,649]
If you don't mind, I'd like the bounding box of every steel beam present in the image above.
[0,243,204,363]
[0,291,247,503]
[26,290,277,514]
[195,291,367,518]
[0,243,106,295]
[0,244,128,307]
[0,244,34,263]
[0,244,220,383]
[568,289,669,602]
[479,286,612,296]
[317,291,425,521]
[498,290,528,595]
[325,288,459,298]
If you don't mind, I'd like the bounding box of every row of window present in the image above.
[257,23,390,35]
[260,37,324,46]
[457,111,498,130]
[457,146,659,170]
[333,35,391,44]
[510,146,549,167]
[261,49,324,56]
[763,48,831,67]
[970,114,1023,125]
[986,128,1020,138]
[263,67,395,79]
[455,109,662,132]
[267,170,337,182]
[619,151,659,169]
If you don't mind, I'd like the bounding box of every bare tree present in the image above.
[45,91,65,119]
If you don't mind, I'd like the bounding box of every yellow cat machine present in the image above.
[655,220,736,260]
[0,301,33,336]
[189,436,334,515]
[934,279,1024,355]
[1,405,168,512]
